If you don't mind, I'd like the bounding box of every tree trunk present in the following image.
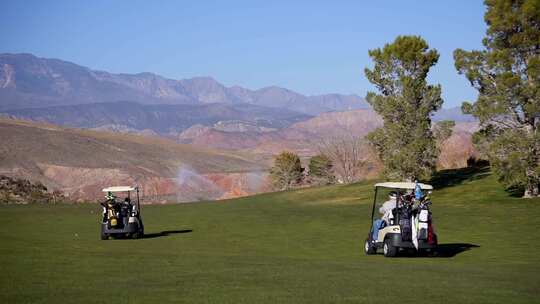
[523,60,539,198]
[523,161,539,198]
[523,122,539,198]
[523,178,539,198]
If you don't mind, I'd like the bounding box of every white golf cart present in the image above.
[364,182,437,257]
[100,186,144,240]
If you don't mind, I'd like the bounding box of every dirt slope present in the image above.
[0,118,267,202]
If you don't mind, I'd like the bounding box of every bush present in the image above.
[270,151,304,191]
[308,154,335,185]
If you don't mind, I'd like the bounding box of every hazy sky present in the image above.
[0,1,486,108]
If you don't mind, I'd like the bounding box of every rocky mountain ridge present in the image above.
[3,100,311,136]
[0,53,369,114]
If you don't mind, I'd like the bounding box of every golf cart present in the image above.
[364,182,437,257]
[100,186,144,240]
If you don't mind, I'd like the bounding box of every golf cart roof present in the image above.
[374,182,433,190]
[102,186,136,193]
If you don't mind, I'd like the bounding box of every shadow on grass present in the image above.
[373,243,480,258]
[430,166,490,189]
[142,229,193,239]
[505,185,526,198]
[433,243,480,257]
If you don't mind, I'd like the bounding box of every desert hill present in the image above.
[0,118,268,203]
[177,109,478,169]
[179,109,382,149]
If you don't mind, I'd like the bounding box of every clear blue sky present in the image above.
[0,0,486,108]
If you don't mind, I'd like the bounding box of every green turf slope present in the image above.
[1,168,539,303]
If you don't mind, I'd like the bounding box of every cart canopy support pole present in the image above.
[136,187,141,214]
[396,193,400,225]
[368,187,378,237]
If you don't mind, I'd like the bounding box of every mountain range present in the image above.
[1,53,474,138]
[3,100,311,136]
[0,53,369,115]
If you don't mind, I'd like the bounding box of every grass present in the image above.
[1,168,539,303]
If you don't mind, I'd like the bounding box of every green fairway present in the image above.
[1,169,539,303]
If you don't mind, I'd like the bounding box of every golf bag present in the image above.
[418,199,436,244]
[427,213,437,245]
[398,205,412,241]
[101,200,122,229]
[417,209,429,240]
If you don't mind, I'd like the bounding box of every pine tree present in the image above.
[454,0,540,197]
[270,151,304,190]
[308,154,335,185]
[364,36,444,181]
[433,120,456,146]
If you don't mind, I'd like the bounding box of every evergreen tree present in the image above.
[433,120,456,145]
[270,151,304,190]
[364,36,444,181]
[454,0,540,197]
[308,154,335,185]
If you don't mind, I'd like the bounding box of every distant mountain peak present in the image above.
[257,85,295,93]
[187,76,218,82]
[0,52,38,59]
[133,71,159,77]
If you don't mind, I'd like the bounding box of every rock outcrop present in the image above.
[0,175,63,204]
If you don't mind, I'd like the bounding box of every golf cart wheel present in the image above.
[364,239,376,255]
[100,232,109,240]
[132,228,143,239]
[383,239,398,257]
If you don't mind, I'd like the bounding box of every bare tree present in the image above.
[318,135,366,184]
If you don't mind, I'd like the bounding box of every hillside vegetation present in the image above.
[1,168,538,303]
